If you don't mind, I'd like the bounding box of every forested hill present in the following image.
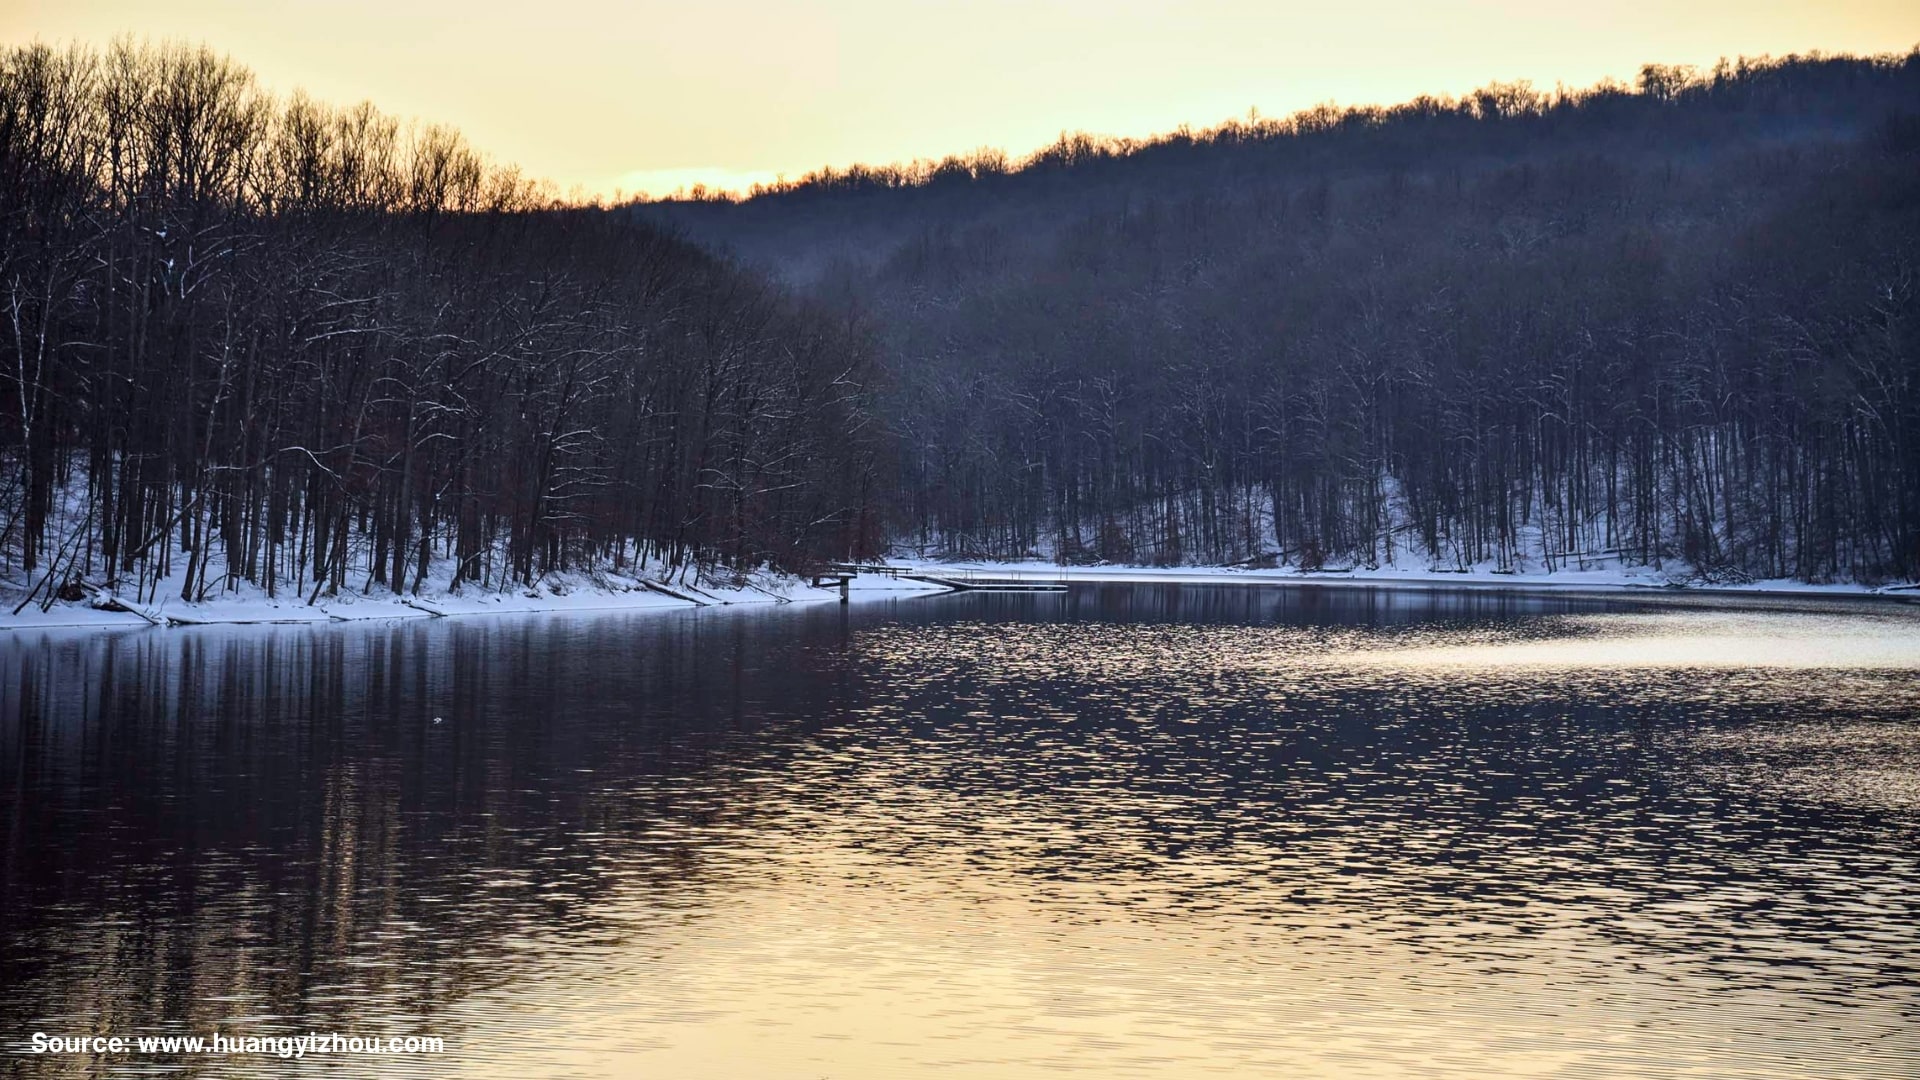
[5,45,1919,611]
[0,42,882,611]
[640,52,1920,584]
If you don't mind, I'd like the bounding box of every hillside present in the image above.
[0,42,883,617]
[639,53,1920,582]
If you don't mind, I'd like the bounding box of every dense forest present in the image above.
[647,51,1920,584]
[3,44,1918,612]
[0,41,881,611]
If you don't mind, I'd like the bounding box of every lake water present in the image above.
[3,586,1918,1078]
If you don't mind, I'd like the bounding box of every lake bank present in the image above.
[10,557,1916,632]
[0,568,950,631]
[887,558,1920,603]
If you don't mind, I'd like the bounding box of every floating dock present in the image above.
[829,564,1069,593]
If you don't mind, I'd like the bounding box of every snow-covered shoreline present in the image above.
[8,558,1915,633]
[886,559,1920,602]
[0,569,951,632]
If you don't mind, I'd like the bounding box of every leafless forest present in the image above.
[0,42,881,610]
[652,51,1920,583]
[3,44,1917,610]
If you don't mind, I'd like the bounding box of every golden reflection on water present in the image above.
[3,594,1918,1079]
[427,602,1920,1079]
[1355,610,1920,671]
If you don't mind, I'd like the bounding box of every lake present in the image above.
[3,585,1918,1078]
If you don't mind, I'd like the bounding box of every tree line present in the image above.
[647,51,1920,583]
[0,41,882,610]
[6,42,1917,604]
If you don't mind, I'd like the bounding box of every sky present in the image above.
[3,1,1916,199]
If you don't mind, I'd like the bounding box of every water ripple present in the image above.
[2,589,1916,1078]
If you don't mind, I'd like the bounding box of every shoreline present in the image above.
[7,561,1916,633]
[885,560,1920,604]
[0,571,951,633]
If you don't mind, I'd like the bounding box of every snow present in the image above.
[2,569,953,633]
[11,526,1912,637]
[0,460,967,634]
[10,555,1909,635]
[9,550,1911,635]
[885,559,1918,600]
[0,604,155,630]
[11,449,1910,638]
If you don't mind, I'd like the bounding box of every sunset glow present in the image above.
[4,0,1916,197]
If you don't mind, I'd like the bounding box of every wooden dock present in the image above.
[828,564,1068,593]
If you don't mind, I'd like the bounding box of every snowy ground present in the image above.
[2,462,973,632]
[0,568,952,632]
[887,558,1919,600]
[9,554,1913,633]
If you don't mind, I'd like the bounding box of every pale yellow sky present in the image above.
[3,1,1916,198]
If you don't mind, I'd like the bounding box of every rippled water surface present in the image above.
[4,586,1919,1078]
